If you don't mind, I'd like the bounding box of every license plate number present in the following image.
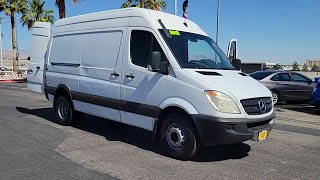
[258,130,268,141]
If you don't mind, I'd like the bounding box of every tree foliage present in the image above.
[272,64,282,70]
[291,61,300,71]
[302,63,308,71]
[311,64,319,72]
[21,0,54,30]
[122,0,167,11]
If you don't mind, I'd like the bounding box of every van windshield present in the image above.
[160,30,235,70]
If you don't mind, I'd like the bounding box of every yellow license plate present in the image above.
[258,130,268,141]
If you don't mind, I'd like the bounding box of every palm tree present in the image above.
[122,0,166,10]
[21,0,54,30]
[146,0,166,10]
[0,0,27,73]
[56,0,81,19]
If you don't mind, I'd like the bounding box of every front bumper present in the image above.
[191,111,276,146]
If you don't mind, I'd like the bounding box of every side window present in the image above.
[291,73,309,82]
[130,30,166,68]
[277,73,292,81]
[271,75,279,81]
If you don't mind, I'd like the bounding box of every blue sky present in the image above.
[1,0,319,64]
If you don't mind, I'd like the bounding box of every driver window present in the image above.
[188,39,222,68]
[130,30,167,68]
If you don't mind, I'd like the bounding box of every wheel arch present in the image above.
[53,84,73,110]
[154,98,200,142]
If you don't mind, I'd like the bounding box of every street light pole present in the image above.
[216,0,220,45]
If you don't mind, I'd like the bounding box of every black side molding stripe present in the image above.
[51,62,80,67]
[44,86,160,118]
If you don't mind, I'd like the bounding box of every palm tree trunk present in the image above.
[10,15,17,73]
[57,0,66,19]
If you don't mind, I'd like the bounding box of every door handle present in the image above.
[111,72,119,77]
[36,66,40,70]
[125,74,135,79]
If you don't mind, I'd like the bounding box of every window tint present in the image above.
[271,75,279,81]
[277,73,291,81]
[249,71,274,80]
[130,30,166,68]
[291,73,309,82]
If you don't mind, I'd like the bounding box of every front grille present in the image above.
[241,97,273,115]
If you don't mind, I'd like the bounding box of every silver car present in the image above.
[250,71,315,104]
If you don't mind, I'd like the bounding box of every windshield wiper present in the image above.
[158,19,172,39]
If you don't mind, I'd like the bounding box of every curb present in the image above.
[0,79,27,83]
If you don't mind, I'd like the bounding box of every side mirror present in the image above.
[149,51,161,72]
[232,59,242,70]
[148,51,168,74]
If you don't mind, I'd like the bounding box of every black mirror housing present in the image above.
[232,59,242,70]
[150,51,161,72]
[149,51,168,74]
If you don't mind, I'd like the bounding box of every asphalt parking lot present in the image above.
[0,82,319,180]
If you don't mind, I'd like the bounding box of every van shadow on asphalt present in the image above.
[16,107,251,162]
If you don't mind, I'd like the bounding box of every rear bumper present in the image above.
[191,111,276,146]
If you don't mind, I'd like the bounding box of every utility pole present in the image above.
[216,0,220,45]
[174,0,178,15]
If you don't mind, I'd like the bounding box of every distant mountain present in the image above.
[2,49,31,60]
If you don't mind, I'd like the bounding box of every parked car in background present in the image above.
[311,78,320,109]
[250,71,315,104]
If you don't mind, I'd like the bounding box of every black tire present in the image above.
[271,91,280,104]
[159,112,199,160]
[55,95,83,125]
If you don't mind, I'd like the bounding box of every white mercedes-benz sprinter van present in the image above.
[28,8,275,160]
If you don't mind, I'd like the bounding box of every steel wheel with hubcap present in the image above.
[55,96,75,125]
[160,112,199,160]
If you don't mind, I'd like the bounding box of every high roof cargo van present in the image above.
[27,8,275,160]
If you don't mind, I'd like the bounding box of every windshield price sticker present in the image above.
[169,30,181,36]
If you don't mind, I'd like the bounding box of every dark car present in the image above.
[249,71,315,104]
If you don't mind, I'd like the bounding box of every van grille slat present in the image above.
[241,97,273,115]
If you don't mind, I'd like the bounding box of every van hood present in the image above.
[183,69,272,101]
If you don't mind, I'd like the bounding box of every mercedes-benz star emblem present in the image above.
[258,100,267,113]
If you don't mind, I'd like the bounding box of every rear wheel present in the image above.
[271,91,280,104]
[55,95,84,125]
[159,112,199,160]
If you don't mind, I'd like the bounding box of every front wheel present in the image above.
[159,113,199,160]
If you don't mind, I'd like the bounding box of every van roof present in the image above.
[53,8,207,36]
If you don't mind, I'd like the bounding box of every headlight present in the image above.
[205,90,240,114]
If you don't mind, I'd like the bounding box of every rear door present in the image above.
[27,22,51,93]
[290,73,313,100]
[271,73,297,100]
[120,28,167,131]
